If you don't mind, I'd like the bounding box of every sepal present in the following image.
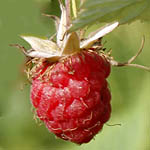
[62,32,80,55]
[21,35,61,58]
[80,22,119,49]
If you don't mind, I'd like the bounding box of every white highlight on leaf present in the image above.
[80,22,119,49]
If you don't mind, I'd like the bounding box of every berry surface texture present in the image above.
[14,0,120,145]
[31,51,111,144]
[12,0,150,145]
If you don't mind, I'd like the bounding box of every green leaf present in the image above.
[70,0,150,32]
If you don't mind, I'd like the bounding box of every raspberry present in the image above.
[14,0,149,144]
[30,51,111,144]
[13,0,119,144]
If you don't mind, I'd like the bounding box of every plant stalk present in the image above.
[72,0,77,18]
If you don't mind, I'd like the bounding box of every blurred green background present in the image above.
[0,0,150,150]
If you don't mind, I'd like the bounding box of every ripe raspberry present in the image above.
[14,0,149,144]
[30,51,111,144]
[13,0,119,145]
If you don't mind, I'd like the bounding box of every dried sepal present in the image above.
[80,22,119,49]
[25,50,60,58]
[12,0,120,72]
[18,2,119,61]
[21,35,61,58]
[62,32,80,55]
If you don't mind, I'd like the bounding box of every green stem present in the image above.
[72,0,77,18]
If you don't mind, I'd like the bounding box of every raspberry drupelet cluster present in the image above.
[13,0,150,145]
[12,0,119,144]
[31,50,111,144]
[12,0,150,144]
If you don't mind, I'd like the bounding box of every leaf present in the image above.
[70,0,150,32]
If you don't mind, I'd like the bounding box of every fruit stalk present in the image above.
[72,0,77,18]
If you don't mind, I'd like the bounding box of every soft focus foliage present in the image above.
[70,0,150,31]
[0,0,149,149]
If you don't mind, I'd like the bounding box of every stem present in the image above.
[80,0,85,6]
[124,63,150,71]
[72,0,77,18]
[128,36,145,64]
[106,123,121,127]
[65,0,71,27]
[110,59,150,72]
[9,44,28,56]
[109,36,150,72]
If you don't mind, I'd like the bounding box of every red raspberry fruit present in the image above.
[30,50,111,144]
[13,1,119,144]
